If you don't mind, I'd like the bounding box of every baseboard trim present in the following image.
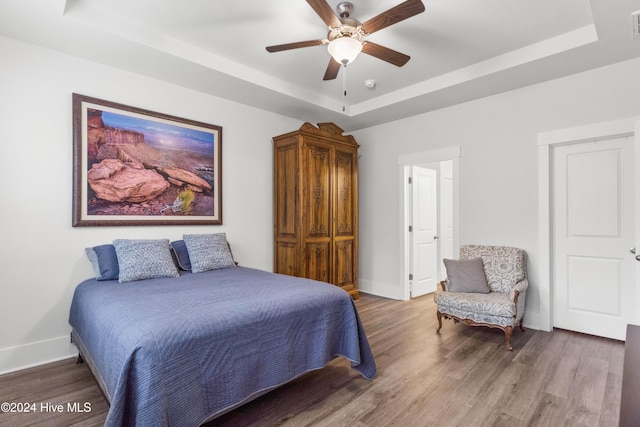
[0,335,78,375]
[358,278,403,300]
[521,310,545,332]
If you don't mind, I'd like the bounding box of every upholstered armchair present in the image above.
[434,245,528,350]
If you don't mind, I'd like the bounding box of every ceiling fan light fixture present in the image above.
[327,37,362,65]
[265,0,425,80]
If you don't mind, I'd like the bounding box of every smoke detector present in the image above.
[633,10,640,37]
[364,79,376,89]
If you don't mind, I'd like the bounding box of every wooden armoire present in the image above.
[273,122,359,299]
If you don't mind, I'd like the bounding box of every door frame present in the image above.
[398,146,460,301]
[537,117,640,332]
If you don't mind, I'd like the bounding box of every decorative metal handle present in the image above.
[433,235,440,240]
[631,247,637,254]
[636,255,640,262]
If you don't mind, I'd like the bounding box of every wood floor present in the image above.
[0,293,624,426]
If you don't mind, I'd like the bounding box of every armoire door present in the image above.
[334,147,357,291]
[302,140,332,282]
[273,142,299,277]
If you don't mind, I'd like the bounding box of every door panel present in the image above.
[411,166,438,297]
[553,137,634,340]
[274,144,298,238]
[568,148,620,237]
[567,256,620,315]
[304,242,331,283]
[335,239,354,287]
[275,242,298,277]
[334,149,356,237]
[303,142,331,238]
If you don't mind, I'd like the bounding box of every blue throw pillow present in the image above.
[113,239,180,283]
[183,233,236,273]
[170,240,192,271]
[85,244,119,281]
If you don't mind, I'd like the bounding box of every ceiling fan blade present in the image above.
[306,0,341,28]
[362,42,410,67]
[361,0,425,35]
[323,58,341,80]
[266,40,325,52]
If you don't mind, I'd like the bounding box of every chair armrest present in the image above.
[509,278,529,301]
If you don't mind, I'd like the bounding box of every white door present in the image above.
[411,166,438,297]
[552,136,635,340]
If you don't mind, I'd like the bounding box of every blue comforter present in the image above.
[69,267,376,426]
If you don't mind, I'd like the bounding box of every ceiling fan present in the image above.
[266,0,426,81]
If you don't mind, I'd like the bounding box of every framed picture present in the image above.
[72,93,222,226]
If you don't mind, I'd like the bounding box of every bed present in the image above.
[69,262,376,426]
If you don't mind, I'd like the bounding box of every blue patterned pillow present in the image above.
[170,240,192,271]
[85,244,119,281]
[183,233,236,273]
[113,239,180,283]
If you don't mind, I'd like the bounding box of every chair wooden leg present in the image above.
[519,318,525,332]
[504,326,513,351]
[436,311,443,332]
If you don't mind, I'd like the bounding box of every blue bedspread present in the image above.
[69,267,376,426]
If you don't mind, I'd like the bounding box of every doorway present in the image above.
[399,147,460,300]
[409,165,438,297]
[537,117,640,335]
[552,136,635,340]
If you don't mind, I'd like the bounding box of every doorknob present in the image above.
[631,247,637,254]
[636,255,640,262]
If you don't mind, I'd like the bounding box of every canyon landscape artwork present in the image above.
[72,94,222,226]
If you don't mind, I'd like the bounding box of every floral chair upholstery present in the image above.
[434,245,528,350]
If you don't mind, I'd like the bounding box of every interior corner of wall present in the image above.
[358,278,405,301]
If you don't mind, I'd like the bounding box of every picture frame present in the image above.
[72,93,222,226]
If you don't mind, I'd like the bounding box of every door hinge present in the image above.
[409,273,413,281]
[408,176,412,184]
[409,225,413,232]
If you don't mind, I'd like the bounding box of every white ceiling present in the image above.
[2,0,640,131]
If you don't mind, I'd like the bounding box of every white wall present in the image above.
[354,56,640,331]
[0,35,302,374]
[4,32,640,374]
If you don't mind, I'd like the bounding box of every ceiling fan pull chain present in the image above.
[342,63,347,112]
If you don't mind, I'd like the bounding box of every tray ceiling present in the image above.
[1,0,639,131]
